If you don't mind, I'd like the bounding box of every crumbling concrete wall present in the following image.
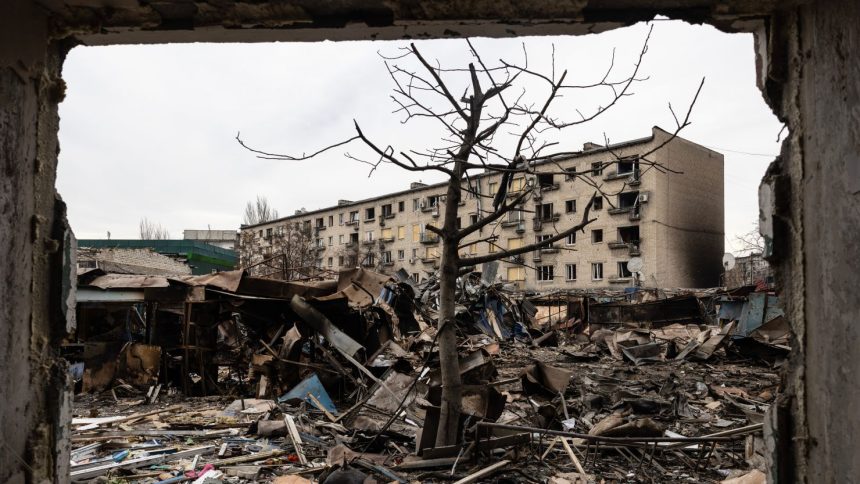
[0,1,73,482]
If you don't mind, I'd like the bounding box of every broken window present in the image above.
[593,196,603,210]
[566,232,576,245]
[364,253,375,266]
[338,235,344,245]
[266,228,273,239]
[537,173,555,189]
[591,161,604,176]
[510,177,525,193]
[618,261,633,278]
[349,233,358,244]
[592,262,604,280]
[328,215,334,226]
[536,265,554,281]
[427,195,440,208]
[315,217,324,228]
[536,203,554,221]
[618,226,640,243]
[412,198,420,211]
[398,200,405,212]
[349,211,358,222]
[618,191,639,209]
[381,204,392,217]
[592,229,604,243]
[339,213,344,225]
[566,264,577,281]
[617,156,639,175]
[365,207,375,220]
[565,199,576,213]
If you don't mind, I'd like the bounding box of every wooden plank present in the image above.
[452,459,511,484]
[284,415,307,465]
[70,445,216,481]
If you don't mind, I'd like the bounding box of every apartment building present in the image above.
[240,127,724,289]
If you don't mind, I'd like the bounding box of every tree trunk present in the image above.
[435,237,462,446]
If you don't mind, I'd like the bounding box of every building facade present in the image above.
[240,127,724,289]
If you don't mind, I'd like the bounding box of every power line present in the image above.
[704,145,778,158]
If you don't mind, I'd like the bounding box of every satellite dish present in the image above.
[627,257,644,273]
[722,253,736,271]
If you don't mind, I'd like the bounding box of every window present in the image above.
[339,234,345,244]
[365,230,374,242]
[591,161,604,176]
[328,215,334,226]
[427,195,440,208]
[536,265,554,281]
[398,201,405,212]
[315,217,324,228]
[381,204,393,217]
[617,157,638,175]
[413,198,420,211]
[592,229,603,243]
[469,242,478,254]
[350,233,359,244]
[364,253,376,266]
[592,196,603,210]
[412,273,421,282]
[618,191,639,208]
[349,211,359,222]
[365,207,375,220]
[412,248,418,259]
[303,220,311,232]
[381,227,393,240]
[338,256,344,266]
[266,228,273,238]
[618,226,640,243]
[397,226,406,240]
[618,261,633,278]
[382,251,392,264]
[508,238,523,250]
[508,208,523,222]
[327,257,333,267]
[537,173,554,188]
[488,240,497,253]
[536,234,552,249]
[469,213,479,225]
[507,266,526,281]
[566,264,577,281]
[397,249,405,260]
[426,247,439,259]
[315,238,324,248]
[348,255,357,266]
[536,203,554,221]
[565,200,576,213]
[592,262,604,280]
[412,224,421,242]
[488,181,498,195]
[510,177,525,192]
[258,230,263,237]
[328,236,333,246]
[566,232,576,245]
[339,213,344,225]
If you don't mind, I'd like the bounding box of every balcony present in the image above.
[420,233,440,244]
[538,183,560,192]
[314,225,326,232]
[344,219,359,226]
[379,237,395,243]
[608,277,633,284]
[362,239,376,246]
[607,206,632,215]
[608,241,629,249]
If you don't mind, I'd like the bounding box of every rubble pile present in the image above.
[68,266,786,483]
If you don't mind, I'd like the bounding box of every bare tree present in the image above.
[735,222,765,255]
[238,30,702,446]
[139,217,170,240]
[243,195,280,226]
[240,221,321,280]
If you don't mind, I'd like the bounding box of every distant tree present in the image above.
[735,222,765,255]
[243,195,280,226]
[239,221,319,281]
[139,217,170,240]
[238,30,701,446]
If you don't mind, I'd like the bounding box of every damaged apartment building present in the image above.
[241,127,724,289]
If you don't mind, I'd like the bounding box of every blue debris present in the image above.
[278,373,338,414]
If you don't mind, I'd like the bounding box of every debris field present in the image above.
[68,266,787,483]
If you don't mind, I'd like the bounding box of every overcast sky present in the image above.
[57,19,782,253]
